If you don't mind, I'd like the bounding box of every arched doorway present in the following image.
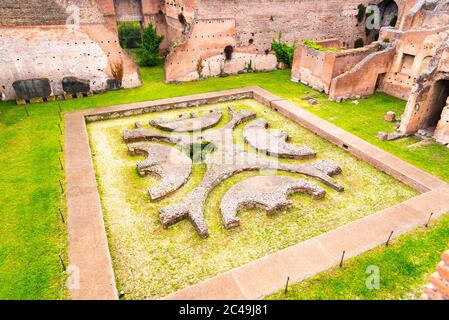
[423,79,449,130]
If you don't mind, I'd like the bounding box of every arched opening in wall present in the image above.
[422,79,449,130]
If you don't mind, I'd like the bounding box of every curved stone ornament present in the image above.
[150,109,222,132]
[244,118,316,159]
[220,176,326,229]
[128,143,192,201]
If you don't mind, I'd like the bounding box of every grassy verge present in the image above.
[0,65,448,299]
[267,215,449,300]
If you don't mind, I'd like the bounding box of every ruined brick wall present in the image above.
[329,44,396,100]
[422,246,449,300]
[114,0,143,21]
[379,27,449,100]
[0,0,109,26]
[0,0,141,100]
[195,0,375,53]
[165,0,389,82]
[291,41,381,94]
[400,36,449,143]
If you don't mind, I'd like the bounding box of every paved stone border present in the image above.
[65,86,449,300]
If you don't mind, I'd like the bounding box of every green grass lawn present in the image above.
[0,65,448,299]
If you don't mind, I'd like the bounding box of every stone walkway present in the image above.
[65,86,449,300]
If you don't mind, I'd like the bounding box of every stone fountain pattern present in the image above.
[124,107,343,237]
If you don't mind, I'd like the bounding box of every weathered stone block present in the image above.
[12,78,51,100]
[62,77,90,95]
[107,79,122,91]
[384,111,396,122]
[30,97,44,104]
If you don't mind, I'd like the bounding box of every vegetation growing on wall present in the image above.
[110,59,124,81]
[272,32,296,67]
[137,24,164,67]
[118,22,142,49]
[302,40,339,52]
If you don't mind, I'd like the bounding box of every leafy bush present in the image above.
[137,24,164,67]
[302,39,339,52]
[271,32,296,68]
[118,22,142,49]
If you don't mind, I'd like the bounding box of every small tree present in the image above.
[138,24,164,67]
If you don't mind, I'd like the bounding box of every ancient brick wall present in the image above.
[291,41,380,94]
[0,0,141,100]
[195,0,377,53]
[379,27,449,100]
[114,0,143,21]
[400,38,449,143]
[164,0,392,82]
[423,246,449,300]
[329,44,396,100]
[0,0,108,26]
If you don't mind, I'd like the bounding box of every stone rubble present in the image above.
[128,143,192,201]
[243,118,316,159]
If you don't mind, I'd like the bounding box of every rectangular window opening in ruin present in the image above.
[400,54,415,76]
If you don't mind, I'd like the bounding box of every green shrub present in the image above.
[302,39,339,52]
[118,22,142,49]
[271,32,296,68]
[383,38,391,43]
[137,24,164,67]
